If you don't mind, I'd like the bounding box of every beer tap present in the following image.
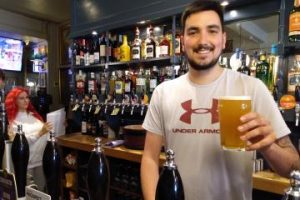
[87,137,110,200]
[42,131,61,199]
[282,170,300,200]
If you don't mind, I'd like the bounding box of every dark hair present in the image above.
[181,0,224,33]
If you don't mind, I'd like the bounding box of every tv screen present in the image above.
[0,37,23,71]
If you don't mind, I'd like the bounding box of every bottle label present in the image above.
[106,46,112,57]
[288,72,300,92]
[136,78,146,86]
[150,79,157,89]
[89,54,95,65]
[100,45,106,57]
[160,45,169,56]
[175,38,181,54]
[88,80,96,92]
[114,48,120,61]
[289,12,300,34]
[84,53,90,66]
[81,121,87,133]
[94,52,100,63]
[75,55,80,65]
[132,47,141,59]
[146,45,154,58]
[125,82,131,93]
[76,80,84,89]
[115,81,123,94]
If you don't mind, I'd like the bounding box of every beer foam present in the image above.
[218,96,251,100]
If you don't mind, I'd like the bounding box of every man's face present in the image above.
[182,10,226,71]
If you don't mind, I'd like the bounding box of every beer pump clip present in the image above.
[282,170,300,200]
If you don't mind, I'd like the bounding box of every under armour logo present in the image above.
[180,99,219,124]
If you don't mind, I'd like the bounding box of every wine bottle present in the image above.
[11,124,29,198]
[42,131,61,200]
[87,137,110,200]
[155,149,184,200]
[289,0,300,42]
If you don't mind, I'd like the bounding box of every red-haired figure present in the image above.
[5,86,53,191]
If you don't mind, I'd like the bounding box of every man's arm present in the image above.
[238,112,300,177]
[141,131,163,200]
[260,136,300,177]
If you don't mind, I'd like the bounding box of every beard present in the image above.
[185,44,222,71]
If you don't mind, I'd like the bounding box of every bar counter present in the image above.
[57,133,289,195]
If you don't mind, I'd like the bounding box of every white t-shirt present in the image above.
[143,69,290,200]
[12,112,47,169]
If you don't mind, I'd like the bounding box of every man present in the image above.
[140,1,300,200]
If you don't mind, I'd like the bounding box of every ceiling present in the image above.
[0,0,71,23]
[0,0,71,44]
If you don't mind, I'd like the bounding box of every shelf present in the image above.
[59,56,180,70]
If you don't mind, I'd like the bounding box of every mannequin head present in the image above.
[5,87,43,123]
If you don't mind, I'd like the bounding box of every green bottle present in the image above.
[256,50,270,88]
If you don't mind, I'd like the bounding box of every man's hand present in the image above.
[237,112,276,151]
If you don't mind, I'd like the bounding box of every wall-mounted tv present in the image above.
[0,37,23,71]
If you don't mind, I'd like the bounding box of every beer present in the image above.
[218,96,251,151]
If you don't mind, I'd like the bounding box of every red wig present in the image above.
[5,87,44,123]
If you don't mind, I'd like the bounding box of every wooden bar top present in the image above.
[56,132,166,166]
[57,133,290,195]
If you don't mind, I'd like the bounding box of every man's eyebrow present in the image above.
[207,24,221,30]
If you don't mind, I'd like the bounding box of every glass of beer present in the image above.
[218,96,252,151]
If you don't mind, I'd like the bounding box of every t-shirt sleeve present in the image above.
[142,87,164,136]
[252,80,290,139]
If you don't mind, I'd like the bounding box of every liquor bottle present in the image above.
[132,27,142,60]
[256,50,270,87]
[289,0,300,42]
[288,59,298,93]
[150,66,158,94]
[250,51,258,77]
[106,33,113,63]
[76,70,86,96]
[114,34,122,61]
[237,52,250,76]
[120,35,131,62]
[155,149,184,200]
[136,68,146,99]
[88,72,97,95]
[79,39,85,66]
[282,170,300,200]
[83,39,90,66]
[124,70,133,97]
[81,104,87,134]
[109,71,117,96]
[268,44,279,91]
[11,124,29,198]
[42,131,61,200]
[93,36,100,64]
[89,39,95,65]
[73,40,81,66]
[99,34,107,64]
[115,70,124,103]
[175,32,182,56]
[111,34,118,62]
[145,26,156,59]
[159,31,170,57]
[87,137,110,200]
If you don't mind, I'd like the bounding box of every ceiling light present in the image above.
[92,30,98,35]
[229,10,238,18]
[137,20,146,24]
[220,1,229,7]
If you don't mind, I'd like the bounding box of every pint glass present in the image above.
[218,96,251,151]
